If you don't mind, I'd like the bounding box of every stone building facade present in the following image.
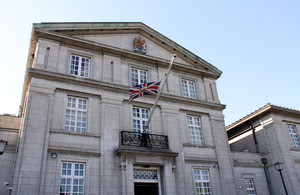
[0,114,21,194]
[227,103,300,195]
[1,22,236,195]
[3,22,295,195]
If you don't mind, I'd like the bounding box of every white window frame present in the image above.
[181,78,196,98]
[132,107,150,133]
[288,125,300,149]
[193,169,211,195]
[65,97,88,134]
[244,178,256,195]
[187,115,204,145]
[60,162,85,195]
[131,68,148,86]
[70,54,90,78]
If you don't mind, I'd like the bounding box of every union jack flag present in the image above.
[129,81,161,102]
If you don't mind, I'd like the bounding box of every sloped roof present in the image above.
[226,103,300,131]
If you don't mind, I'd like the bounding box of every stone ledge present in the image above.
[48,146,100,156]
[183,143,215,149]
[50,129,101,138]
[184,157,217,163]
[115,146,178,157]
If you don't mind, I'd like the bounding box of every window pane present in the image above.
[133,107,150,133]
[70,55,90,78]
[131,68,147,86]
[188,116,204,145]
[245,178,256,195]
[288,125,300,149]
[60,162,85,194]
[181,79,196,98]
[65,97,88,134]
[194,169,211,195]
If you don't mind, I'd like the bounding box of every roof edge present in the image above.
[226,103,300,130]
[33,22,222,76]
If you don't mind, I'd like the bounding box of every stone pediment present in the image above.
[33,22,222,77]
[72,33,193,65]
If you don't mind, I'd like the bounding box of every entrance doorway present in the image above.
[134,183,159,195]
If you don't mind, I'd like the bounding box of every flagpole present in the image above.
[143,54,177,133]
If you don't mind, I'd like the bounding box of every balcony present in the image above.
[120,131,169,149]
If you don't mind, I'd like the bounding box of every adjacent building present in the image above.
[227,103,300,195]
[0,114,21,193]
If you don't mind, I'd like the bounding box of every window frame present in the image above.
[69,54,90,78]
[287,124,300,149]
[64,96,88,134]
[60,162,85,195]
[193,168,212,195]
[132,107,150,134]
[181,78,197,99]
[244,178,256,195]
[187,115,204,145]
[133,166,162,195]
[131,67,148,86]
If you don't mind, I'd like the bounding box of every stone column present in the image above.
[162,160,176,195]
[210,115,237,195]
[12,82,54,195]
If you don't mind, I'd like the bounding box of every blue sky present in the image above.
[0,0,299,125]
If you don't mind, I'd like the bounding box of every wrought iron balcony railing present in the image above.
[121,131,169,149]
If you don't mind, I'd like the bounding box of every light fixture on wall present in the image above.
[50,152,58,159]
[273,162,288,195]
[213,163,219,168]
[0,140,8,155]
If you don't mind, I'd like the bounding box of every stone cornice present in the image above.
[184,157,217,163]
[28,68,226,110]
[115,146,178,157]
[48,147,100,156]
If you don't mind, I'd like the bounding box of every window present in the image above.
[60,162,85,195]
[134,169,158,180]
[181,79,196,98]
[131,68,147,86]
[133,107,150,133]
[65,97,87,133]
[244,178,256,195]
[194,169,211,195]
[70,54,90,78]
[187,115,204,145]
[288,125,300,149]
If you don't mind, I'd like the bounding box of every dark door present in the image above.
[134,183,159,195]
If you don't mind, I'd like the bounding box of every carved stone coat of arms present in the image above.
[133,36,147,54]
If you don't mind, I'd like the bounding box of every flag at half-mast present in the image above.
[129,81,161,102]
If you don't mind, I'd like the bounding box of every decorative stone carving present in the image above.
[133,36,147,54]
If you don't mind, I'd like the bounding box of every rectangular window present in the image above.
[194,169,211,195]
[288,125,300,149]
[187,115,204,145]
[65,97,88,133]
[244,178,256,195]
[60,162,85,195]
[131,68,147,86]
[133,107,150,133]
[181,79,196,98]
[70,54,90,78]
